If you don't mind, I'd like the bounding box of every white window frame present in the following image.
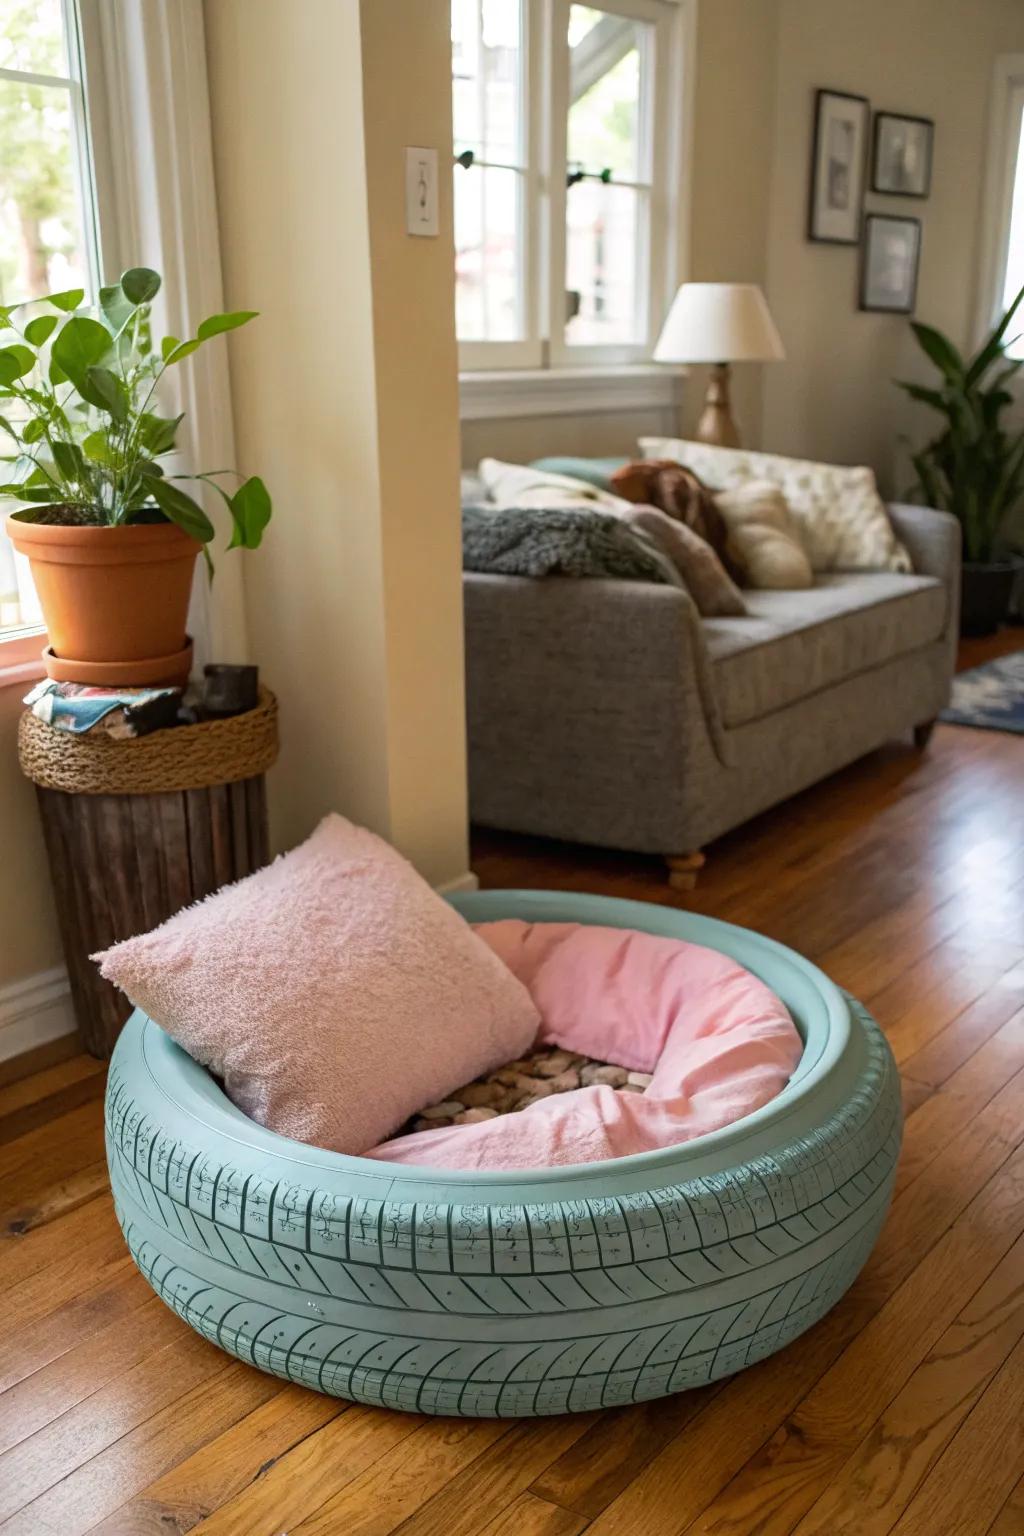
[975,53,1024,348]
[456,0,691,387]
[0,0,116,676]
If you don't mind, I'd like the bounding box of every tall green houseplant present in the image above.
[897,282,1024,563]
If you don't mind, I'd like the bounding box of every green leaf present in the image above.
[163,339,201,364]
[196,311,258,342]
[120,267,161,305]
[227,475,272,549]
[24,314,58,348]
[160,335,180,362]
[894,380,947,411]
[965,281,1024,386]
[51,317,112,404]
[82,430,117,466]
[85,365,129,422]
[0,484,62,502]
[22,417,46,444]
[0,345,36,386]
[0,414,18,439]
[909,322,965,383]
[99,283,135,334]
[138,412,183,455]
[51,440,86,482]
[143,474,215,543]
[47,289,85,313]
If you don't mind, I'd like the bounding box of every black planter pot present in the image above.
[960,560,1017,637]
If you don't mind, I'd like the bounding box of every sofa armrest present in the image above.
[888,503,961,586]
[463,573,724,854]
[888,501,960,665]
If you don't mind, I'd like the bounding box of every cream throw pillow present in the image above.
[713,482,814,590]
[479,457,631,512]
[640,437,912,574]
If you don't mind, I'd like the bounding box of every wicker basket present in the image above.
[18,686,279,795]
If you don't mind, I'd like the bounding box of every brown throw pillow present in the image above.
[610,459,748,585]
[619,505,746,616]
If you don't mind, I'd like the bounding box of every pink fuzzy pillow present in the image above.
[94,814,539,1154]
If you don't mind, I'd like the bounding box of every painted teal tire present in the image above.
[105,891,901,1417]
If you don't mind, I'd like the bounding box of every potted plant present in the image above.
[1,267,271,684]
[897,283,1024,635]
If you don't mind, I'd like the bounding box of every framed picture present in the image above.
[860,214,921,313]
[872,112,933,197]
[808,88,870,244]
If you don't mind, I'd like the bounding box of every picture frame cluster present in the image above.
[808,88,933,315]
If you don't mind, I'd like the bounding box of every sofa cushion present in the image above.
[703,573,947,727]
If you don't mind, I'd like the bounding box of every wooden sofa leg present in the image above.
[914,718,937,750]
[666,850,705,893]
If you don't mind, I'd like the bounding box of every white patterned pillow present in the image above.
[639,437,912,574]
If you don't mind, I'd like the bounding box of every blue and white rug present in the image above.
[941,650,1024,735]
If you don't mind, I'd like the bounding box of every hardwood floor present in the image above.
[1,632,1022,1535]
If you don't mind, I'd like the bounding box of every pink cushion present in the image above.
[94,816,538,1155]
[369,920,802,1170]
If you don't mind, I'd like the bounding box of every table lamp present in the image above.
[653,283,785,448]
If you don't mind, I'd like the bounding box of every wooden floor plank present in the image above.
[365,1415,595,1536]
[479,1490,588,1536]
[288,1416,514,1536]
[988,1474,1024,1536]
[0,1268,154,1395]
[0,1053,102,1121]
[187,1405,422,1536]
[1,1361,277,1536]
[788,1228,1024,1536]
[530,1384,722,1518]
[886,1332,1024,1536]
[90,1386,340,1535]
[0,1333,227,1524]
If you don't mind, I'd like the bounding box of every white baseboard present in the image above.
[436,870,481,895]
[0,966,77,1064]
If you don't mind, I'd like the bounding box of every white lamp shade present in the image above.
[653,282,785,365]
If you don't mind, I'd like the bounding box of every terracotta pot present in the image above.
[6,514,201,677]
[42,639,194,689]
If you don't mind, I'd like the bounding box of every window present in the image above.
[978,55,1024,361]
[452,0,684,373]
[0,0,103,647]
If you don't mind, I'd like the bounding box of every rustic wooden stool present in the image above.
[18,688,278,1058]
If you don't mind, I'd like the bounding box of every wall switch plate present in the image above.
[405,147,438,237]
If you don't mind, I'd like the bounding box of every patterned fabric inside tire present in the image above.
[105,891,901,1418]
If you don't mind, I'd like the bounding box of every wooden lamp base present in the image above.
[694,362,741,448]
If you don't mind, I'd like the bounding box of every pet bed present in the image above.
[104,890,901,1418]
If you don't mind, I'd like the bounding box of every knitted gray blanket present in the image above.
[461,505,677,585]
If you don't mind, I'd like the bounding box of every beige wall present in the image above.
[205,0,469,886]
[0,682,62,986]
[761,0,1024,492]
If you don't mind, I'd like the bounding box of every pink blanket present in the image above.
[368,920,802,1171]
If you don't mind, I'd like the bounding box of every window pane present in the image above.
[455,164,523,342]
[1002,101,1024,358]
[0,0,67,76]
[452,0,523,167]
[0,78,91,304]
[565,180,644,346]
[568,6,648,183]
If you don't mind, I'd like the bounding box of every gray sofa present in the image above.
[463,501,960,874]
